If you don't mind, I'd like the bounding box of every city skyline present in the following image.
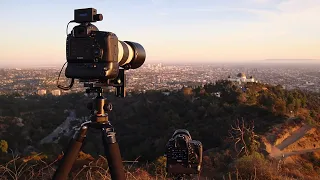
[0,0,320,67]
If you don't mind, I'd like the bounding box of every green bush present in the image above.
[0,140,8,153]
[235,152,274,180]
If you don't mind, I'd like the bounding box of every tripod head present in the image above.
[83,67,126,123]
[84,86,113,123]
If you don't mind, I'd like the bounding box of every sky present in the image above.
[0,0,319,67]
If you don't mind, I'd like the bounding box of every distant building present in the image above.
[227,72,258,84]
[15,118,24,127]
[51,89,61,96]
[306,81,315,86]
[37,89,47,96]
[213,92,221,98]
[162,92,170,96]
[182,87,193,96]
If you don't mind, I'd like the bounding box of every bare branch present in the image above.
[229,118,258,156]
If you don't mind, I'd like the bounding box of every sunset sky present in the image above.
[0,0,319,67]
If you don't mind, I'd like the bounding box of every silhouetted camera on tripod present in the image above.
[165,129,203,178]
[57,7,146,97]
[53,8,146,180]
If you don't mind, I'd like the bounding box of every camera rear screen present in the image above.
[69,38,94,61]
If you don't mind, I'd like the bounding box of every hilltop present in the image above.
[0,80,320,179]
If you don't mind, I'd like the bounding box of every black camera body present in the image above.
[165,129,203,175]
[64,8,146,82]
[66,29,119,80]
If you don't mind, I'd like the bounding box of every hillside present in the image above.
[0,80,320,179]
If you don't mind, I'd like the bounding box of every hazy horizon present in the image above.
[0,0,320,67]
[1,59,319,69]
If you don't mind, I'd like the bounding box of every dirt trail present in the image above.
[276,125,312,150]
[282,148,320,157]
[269,124,318,159]
[271,147,320,159]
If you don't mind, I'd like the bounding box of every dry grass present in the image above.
[0,152,57,180]
[0,153,166,180]
[2,151,320,180]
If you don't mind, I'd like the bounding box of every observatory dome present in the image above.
[237,73,246,78]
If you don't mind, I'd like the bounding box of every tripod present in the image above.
[52,87,125,180]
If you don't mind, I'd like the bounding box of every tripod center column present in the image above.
[93,92,110,123]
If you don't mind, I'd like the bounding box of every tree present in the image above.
[274,99,287,114]
[0,140,8,153]
[259,93,275,111]
[295,99,302,111]
[228,119,259,157]
[246,91,257,105]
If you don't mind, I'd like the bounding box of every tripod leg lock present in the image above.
[73,125,88,142]
[103,128,117,144]
[101,128,126,180]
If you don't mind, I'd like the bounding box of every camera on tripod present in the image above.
[53,8,146,180]
[58,8,146,97]
[165,129,203,175]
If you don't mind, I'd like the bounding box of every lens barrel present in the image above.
[118,41,146,69]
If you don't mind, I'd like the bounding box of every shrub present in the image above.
[235,152,275,180]
[0,140,8,153]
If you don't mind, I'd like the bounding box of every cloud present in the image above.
[213,0,319,32]
[149,0,320,59]
[250,0,320,29]
[154,0,320,34]
[277,0,320,12]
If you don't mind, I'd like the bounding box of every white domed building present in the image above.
[237,73,247,82]
[227,72,257,84]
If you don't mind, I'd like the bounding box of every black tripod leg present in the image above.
[101,128,125,180]
[52,125,88,180]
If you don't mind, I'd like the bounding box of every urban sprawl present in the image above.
[0,63,319,96]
